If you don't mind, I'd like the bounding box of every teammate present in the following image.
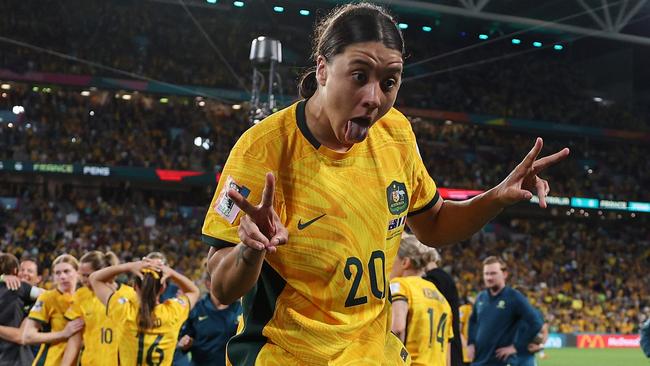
[467,257,543,366]
[424,245,463,366]
[61,251,137,366]
[203,3,568,365]
[22,254,85,366]
[458,299,474,365]
[90,258,199,366]
[390,235,454,366]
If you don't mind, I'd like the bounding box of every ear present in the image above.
[316,55,328,86]
[402,257,412,270]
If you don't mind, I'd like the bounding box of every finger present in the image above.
[241,237,268,251]
[240,216,270,246]
[228,188,256,215]
[270,228,289,246]
[520,137,543,169]
[536,179,547,208]
[532,147,570,173]
[266,245,277,254]
[261,172,276,208]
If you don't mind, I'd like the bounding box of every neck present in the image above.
[489,285,506,296]
[403,268,425,277]
[210,292,230,310]
[305,93,350,152]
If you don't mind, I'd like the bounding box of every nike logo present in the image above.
[198,315,209,322]
[297,213,326,230]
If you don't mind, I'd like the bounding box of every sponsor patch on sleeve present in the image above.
[214,176,250,224]
[174,297,187,307]
[32,300,43,312]
[389,282,400,294]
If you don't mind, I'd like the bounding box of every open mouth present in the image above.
[344,116,373,143]
[349,116,372,127]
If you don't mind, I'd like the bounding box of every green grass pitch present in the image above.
[539,348,647,366]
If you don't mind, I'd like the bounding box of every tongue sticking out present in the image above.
[345,120,369,143]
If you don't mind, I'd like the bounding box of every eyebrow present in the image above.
[348,59,403,74]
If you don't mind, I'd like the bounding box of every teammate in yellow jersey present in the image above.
[22,254,85,366]
[458,301,474,365]
[204,2,569,365]
[90,258,200,366]
[61,251,137,366]
[390,235,454,366]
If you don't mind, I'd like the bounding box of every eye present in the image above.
[383,78,398,91]
[352,72,367,83]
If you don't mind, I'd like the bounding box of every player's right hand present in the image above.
[228,172,288,253]
[2,274,21,290]
[178,335,193,351]
[63,318,85,338]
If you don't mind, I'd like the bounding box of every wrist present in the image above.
[237,245,265,266]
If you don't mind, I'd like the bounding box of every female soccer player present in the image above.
[203,3,569,365]
[22,254,84,366]
[89,258,199,366]
[61,251,137,366]
[390,235,453,366]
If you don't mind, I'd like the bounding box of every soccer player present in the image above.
[22,254,85,366]
[203,3,568,365]
[89,258,199,366]
[390,235,454,366]
[60,251,137,366]
[177,271,242,366]
[458,299,474,366]
[467,257,543,366]
[424,246,463,366]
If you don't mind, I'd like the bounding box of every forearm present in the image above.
[90,263,131,285]
[418,189,503,246]
[22,326,70,345]
[168,269,199,299]
[0,325,24,345]
[209,244,265,304]
[61,332,82,366]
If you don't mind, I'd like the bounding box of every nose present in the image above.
[360,82,381,110]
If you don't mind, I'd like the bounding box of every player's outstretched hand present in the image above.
[493,138,569,209]
[228,172,288,253]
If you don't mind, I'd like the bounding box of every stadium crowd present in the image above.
[1,0,649,131]
[2,84,649,201]
[1,190,648,335]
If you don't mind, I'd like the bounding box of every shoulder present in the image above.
[231,102,300,159]
[371,107,415,144]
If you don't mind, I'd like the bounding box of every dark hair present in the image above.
[134,271,163,329]
[0,253,20,275]
[80,251,119,271]
[298,2,404,99]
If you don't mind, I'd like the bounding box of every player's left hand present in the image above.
[527,342,544,353]
[492,137,569,208]
[495,344,517,360]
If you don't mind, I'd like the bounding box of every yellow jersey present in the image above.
[28,289,75,366]
[64,284,137,366]
[107,294,190,366]
[458,304,473,363]
[389,276,454,366]
[202,101,439,365]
